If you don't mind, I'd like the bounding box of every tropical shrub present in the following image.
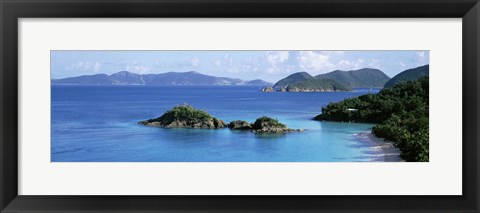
[315,77,429,162]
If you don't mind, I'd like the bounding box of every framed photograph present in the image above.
[1,0,479,212]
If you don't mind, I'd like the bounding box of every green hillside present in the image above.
[384,65,429,88]
[286,78,352,92]
[316,68,390,88]
[273,72,313,89]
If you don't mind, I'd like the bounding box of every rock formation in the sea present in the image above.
[260,87,274,92]
[228,120,252,130]
[228,116,303,134]
[138,105,226,129]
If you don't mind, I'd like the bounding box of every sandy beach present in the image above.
[355,132,404,162]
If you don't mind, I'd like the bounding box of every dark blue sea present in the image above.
[51,85,380,162]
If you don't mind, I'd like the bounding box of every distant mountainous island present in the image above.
[316,68,390,88]
[51,71,273,86]
[273,72,314,89]
[383,65,429,88]
[262,65,429,92]
[264,68,390,92]
[52,65,429,90]
[263,77,352,92]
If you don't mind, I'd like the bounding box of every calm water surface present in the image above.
[51,86,379,162]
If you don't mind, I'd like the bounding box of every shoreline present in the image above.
[355,132,404,162]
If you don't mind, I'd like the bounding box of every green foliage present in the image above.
[252,116,287,129]
[273,72,313,89]
[372,110,429,162]
[315,77,429,162]
[151,104,213,124]
[274,69,392,90]
[286,78,352,91]
[384,65,429,88]
[316,68,391,88]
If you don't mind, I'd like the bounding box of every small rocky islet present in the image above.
[138,105,226,129]
[229,117,303,133]
[138,105,302,134]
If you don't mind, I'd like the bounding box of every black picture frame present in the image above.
[1,0,479,212]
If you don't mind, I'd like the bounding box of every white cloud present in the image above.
[154,57,202,69]
[209,51,339,76]
[93,62,101,72]
[190,57,200,67]
[368,58,381,68]
[211,59,222,66]
[209,53,239,73]
[263,51,290,74]
[223,54,236,73]
[125,65,151,74]
[400,62,406,69]
[265,65,292,74]
[153,60,166,67]
[336,58,364,70]
[242,58,260,72]
[232,57,260,74]
[65,61,102,72]
[297,51,332,72]
[417,51,425,58]
[266,51,289,64]
[415,51,428,65]
[224,54,234,64]
[212,54,234,67]
[208,51,291,75]
[125,60,151,74]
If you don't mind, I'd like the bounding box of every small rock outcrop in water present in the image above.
[228,116,303,134]
[260,87,274,92]
[138,105,226,129]
[228,120,252,130]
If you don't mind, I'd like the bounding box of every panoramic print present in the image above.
[51,50,429,162]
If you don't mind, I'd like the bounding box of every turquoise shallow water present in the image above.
[51,86,379,162]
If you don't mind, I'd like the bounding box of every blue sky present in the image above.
[51,50,429,82]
